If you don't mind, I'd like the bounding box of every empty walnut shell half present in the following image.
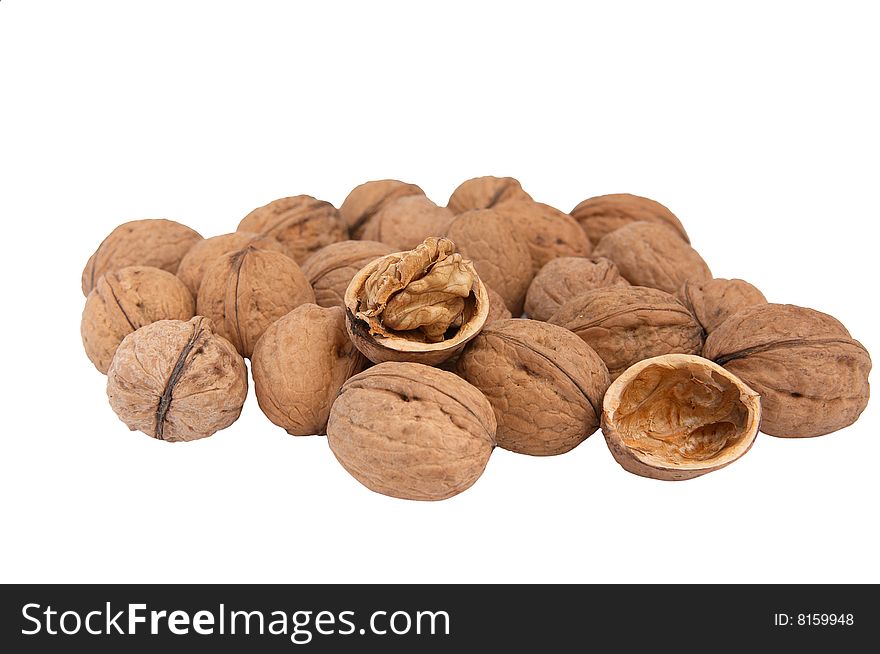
[82,266,195,374]
[457,319,610,455]
[327,362,497,501]
[525,256,629,322]
[570,193,689,246]
[678,278,767,334]
[447,176,533,214]
[602,354,761,481]
[344,237,489,365]
[361,195,455,250]
[339,179,425,238]
[703,304,871,438]
[107,316,248,442]
[301,240,396,309]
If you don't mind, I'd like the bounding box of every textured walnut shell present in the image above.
[602,354,760,481]
[703,304,871,438]
[678,278,767,334]
[338,179,425,238]
[457,319,610,456]
[447,176,532,214]
[82,266,195,374]
[252,304,367,436]
[445,209,533,314]
[107,316,248,442]
[82,219,203,296]
[237,195,348,263]
[549,286,704,379]
[301,240,396,309]
[197,246,315,358]
[327,362,497,501]
[525,256,629,321]
[361,195,454,250]
[593,222,711,294]
[570,193,688,246]
[485,285,512,325]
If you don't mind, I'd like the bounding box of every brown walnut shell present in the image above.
[252,304,367,436]
[678,278,767,334]
[197,246,315,358]
[327,362,497,501]
[570,193,688,246]
[301,240,396,309]
[446,176,532,214]
[485,285,512,325]
[82,266,195,374]
[456,319,610,456]
[593,222,711,294]
[338,179,425,238]
[602,354,760,481]
[237,195,348,263]
[703,304,871,438]
[361,195,455,250]
[549,286,704,379]
[525,256,629,322]
[107,316,248,442]
[82,219,203,296]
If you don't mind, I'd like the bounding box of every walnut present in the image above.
[361,195,454,250]
[485,284,512,325]
[456,319,610,455]
[82,266,194,374]
[446,176,532,214]
[301,240,396,309]
[338,179,425,238]
[344,237,489,365]
[327,362,496,500]
[570,193,688,246]
[602,354,760,480]
[678,278,767,334]
[252,304,367,436]
[445,209,533,314]
[237,195,347,263]
[549,286,703,379]
[524,256,629,321]
[593,222,711,294]
[107,316,248,442]
[703,304,871,438]
[197,246,315,357]
[82,219,203,296]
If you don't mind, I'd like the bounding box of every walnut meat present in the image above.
[82,219,203,296]
[549,286,704,379]
[447,176,532,214]
[525,256,629,321]
[602,354,760,480]
[457,319,610,455]
[252,304,367,436]
[197,246,315,357]
[237,195,348,263]
[338,179,425,238]
[593,222,711,294]
[327,362,497,501]
[703,304,871,438]
[361,195,454,250]
[82,266,194,374]
[107,316,248,442]
[570,193,688,246]
[301,240,396,309]
[679,278,767,334]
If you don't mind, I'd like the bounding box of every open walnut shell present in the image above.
[570,193,688,246]
[602,354,761,481]
[344,237,489,365]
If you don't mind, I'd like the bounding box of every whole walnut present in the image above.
[327,362,497,501]
[252,304,367,436]
[107,316,248,442]
[703,304,871,438]
[549,286,704,379]
[447,176,532,214]
[82,219,203,296]
[679,278,767,334]
[82,266,194,374]
[593,222,711,294]
[457,319,610,456]
[197,246,315,358]
[485,285,512,325]
[570,193,688,246]
[446,209,533,314]
[237,195,348,263]
[301,240,396,309]
[361,195,454,250]
[338,179,425,238]
[494,200,592,273]
[525,256,629,321]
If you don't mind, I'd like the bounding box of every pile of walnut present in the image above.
[81,177,872,500]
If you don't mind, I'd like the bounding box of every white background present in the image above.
[1,1,877,584]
